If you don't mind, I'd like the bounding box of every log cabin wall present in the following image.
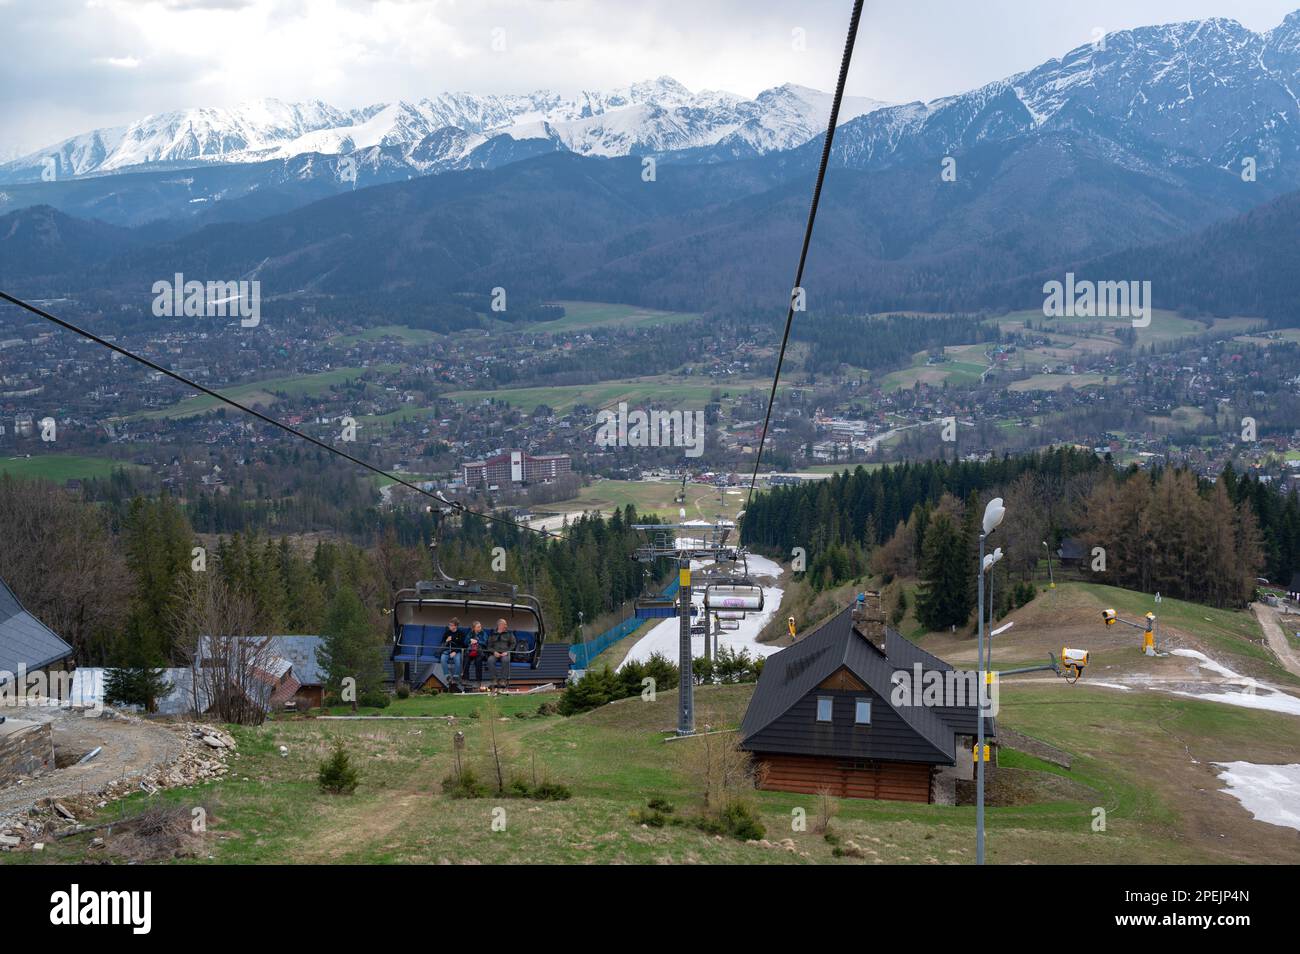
[756,752,932,802]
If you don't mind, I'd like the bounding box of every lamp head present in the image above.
[982,497,1006,535]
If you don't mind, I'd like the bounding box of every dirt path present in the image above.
[0,707,183,824]
[296,789,430,863]
[1252,602,1300,678]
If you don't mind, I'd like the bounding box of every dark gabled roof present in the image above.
[0,576,73,682]
[883,628,982,736]
[740,605,990,764]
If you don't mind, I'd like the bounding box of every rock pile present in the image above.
[0,721,236,852]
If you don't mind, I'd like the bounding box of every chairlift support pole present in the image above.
[976,529,987,865]
[677,557,693,735]
[632,519,740,737]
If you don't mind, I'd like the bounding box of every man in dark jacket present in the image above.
[487,618,517,690]
[440,618,466,692]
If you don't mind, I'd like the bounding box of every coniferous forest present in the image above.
[741,448,1298,624]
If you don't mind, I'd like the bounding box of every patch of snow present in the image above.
[1213,762,1300,831]
[620,554,784,668]
[1171,647,1243,679]
[1170,687,1300,716]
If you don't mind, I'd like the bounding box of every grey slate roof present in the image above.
[739,605,992,765]
[263,635,324,686]
[0,575,73,683]
[196,634,323,684]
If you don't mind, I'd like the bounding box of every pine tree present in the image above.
[104,615,172,713]
[915,511,971,632]
[318,586,384,711]
[317,738,360,794]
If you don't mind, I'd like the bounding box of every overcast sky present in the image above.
[3,0,1300,155]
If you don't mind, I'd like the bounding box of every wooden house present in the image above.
[739,601,995,803]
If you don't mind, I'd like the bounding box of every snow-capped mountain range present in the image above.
[0,77,889,182]
[824,11,1300,180]
[10,9,1300,230]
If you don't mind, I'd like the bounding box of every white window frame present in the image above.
[854,698,872,725]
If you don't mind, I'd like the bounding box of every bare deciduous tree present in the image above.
[0,477,131,663]
[171,571,277,724]
[675,719,757,811]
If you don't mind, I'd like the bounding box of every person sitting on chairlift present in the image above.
[463,621,486,689]
[488,618,517,691]
[440,617,466,693]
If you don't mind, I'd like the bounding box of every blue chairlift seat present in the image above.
[635,599,700,620]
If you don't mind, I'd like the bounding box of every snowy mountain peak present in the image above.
[1,78,892,182]
[824,7,1300,177]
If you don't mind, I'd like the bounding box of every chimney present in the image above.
[851,591,886,653]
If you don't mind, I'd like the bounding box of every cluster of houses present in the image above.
[0,571,327,723]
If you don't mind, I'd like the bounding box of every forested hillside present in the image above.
[741,449,1299,620]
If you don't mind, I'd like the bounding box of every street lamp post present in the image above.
[977,497,1005,866]
[985,547,1002,665]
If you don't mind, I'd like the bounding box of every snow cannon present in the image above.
[1061,647,1089,681]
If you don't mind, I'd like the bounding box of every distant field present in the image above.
[128,365,399,420]
[547,479,746,522]
[0,453,143,482]
[1147,405,1211,430]
[360,405,438,426]
[445,375,771,415]
[1234,329,1300,346]
[537,301,703,332]
[1008,372,1112,393]
[1000,309,1261,346]
[881,346,989,392]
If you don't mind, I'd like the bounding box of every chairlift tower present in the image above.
[632,518,739,736]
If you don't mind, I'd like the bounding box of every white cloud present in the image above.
[3,0,1300,154]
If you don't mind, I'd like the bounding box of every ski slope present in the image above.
[619,553,785,669]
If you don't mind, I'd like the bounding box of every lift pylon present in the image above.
[632,519,742,736]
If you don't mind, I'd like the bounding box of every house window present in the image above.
[854,698,872,725]
[816,696,833,722]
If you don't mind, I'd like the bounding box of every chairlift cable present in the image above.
[744,0,865,512]
[0,290,555,539]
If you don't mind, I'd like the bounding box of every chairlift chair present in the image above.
[701,549,765,612]
[703,581,764,612]
[391,506,546,673]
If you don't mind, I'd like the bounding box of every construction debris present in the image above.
[0,722,235,852]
